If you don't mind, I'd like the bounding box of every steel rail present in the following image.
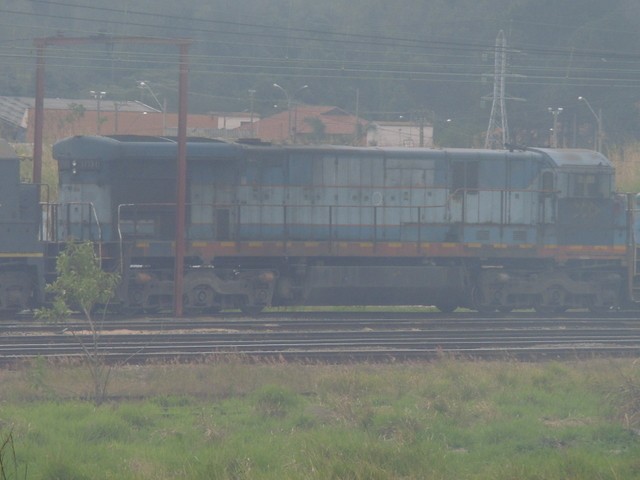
[3,313,640,365]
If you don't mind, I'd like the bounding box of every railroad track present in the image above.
[2,311,640,364]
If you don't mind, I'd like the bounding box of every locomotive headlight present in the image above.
[71,160,77,175]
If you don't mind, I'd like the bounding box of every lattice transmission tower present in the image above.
[484,30,509,149]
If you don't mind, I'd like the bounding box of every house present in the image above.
[0,96,237,143]
[0,95,431,148]
[240,105,369,145]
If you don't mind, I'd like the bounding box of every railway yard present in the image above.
[3,310,640,365]
[4,310,640,479]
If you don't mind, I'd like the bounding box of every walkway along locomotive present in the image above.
[3,134,637,314]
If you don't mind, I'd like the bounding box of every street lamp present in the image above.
[547,107,563,148]
[137,81,166,135]
[248,89,256,138]
[273,83,308,143]
[89,90,107,135]
[578,96,603,152]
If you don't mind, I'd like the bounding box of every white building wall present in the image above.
[216,114,257,130]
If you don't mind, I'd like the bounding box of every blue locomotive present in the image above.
[44,134,636,314]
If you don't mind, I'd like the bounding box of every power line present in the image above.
[4,2,640,64]
[2,1,640,120]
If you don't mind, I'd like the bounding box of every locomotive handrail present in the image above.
[41,201,103,265]
[114,200,547,250]
[41,201,102,242]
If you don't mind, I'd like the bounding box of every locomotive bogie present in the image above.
[470,266,624,313]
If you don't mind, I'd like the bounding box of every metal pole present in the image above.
[597,108,603,153]
[33,41,45,188]
[578,96,602,152]
[273,83,307,143]
[32,35,190,193]
[90,91,106,135]
[97,95,101,134]
[547,107,563,148]
[173,42,190,317]
[249,89,256,138]
[31,35,192,316]
[353,87,360,146]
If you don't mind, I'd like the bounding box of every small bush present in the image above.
[78,417,130,443]
[609,372,640,429]
[40,458,89,480]
[253,385,299,418]
[152,395,194,409]
[118,404,157,430]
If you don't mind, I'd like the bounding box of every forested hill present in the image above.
[3,0,640,146]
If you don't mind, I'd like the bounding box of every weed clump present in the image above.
[610,372,640,430]
[253,385,299,418]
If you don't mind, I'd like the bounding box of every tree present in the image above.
[304,117,326,144]
[36,241,120,405]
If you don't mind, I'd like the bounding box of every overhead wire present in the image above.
[4,1,640,63]
[0,37,638,83]
[1,0,640,99]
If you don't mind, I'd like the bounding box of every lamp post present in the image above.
[137,81,166,135]
[273,83,308,143]
[578,96,603,152]
[547,107,563,148]
[89,90,106,135]
[248,89,256,138]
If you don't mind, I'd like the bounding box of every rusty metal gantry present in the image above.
[33,35,192,317]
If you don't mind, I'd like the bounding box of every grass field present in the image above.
[1,357,640,479]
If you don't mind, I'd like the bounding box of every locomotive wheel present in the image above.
[535,285,566,315]
[190,284,214,308]
[184,271,217,310]
[471,286,495,313]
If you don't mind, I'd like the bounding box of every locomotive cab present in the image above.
[52,135,116,242]
[541,149,622,246]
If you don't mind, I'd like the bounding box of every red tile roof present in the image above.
[248,105,367,143]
